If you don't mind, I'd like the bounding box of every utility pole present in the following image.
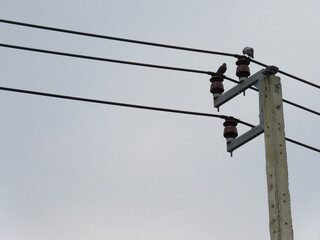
[210,62,294,240]
[263,75,293,240]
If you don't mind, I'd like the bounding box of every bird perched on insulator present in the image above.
[216,63,227,75]
[243,47,254,58]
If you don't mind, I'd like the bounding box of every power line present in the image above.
[251,59,320,89]
[0,85,319,153]
[0,43,318,116]
[247,86,319,116]
[1,18,319,89]
[285,137,320,153]
[282,99,319,116]
[0,43,210,75]
[0,18,236,57]
[0,85,248,126]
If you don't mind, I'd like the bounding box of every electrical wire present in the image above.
[0,85,318,153]
[251,59,320,89]
[0,86,249,126]
[1,18,319,89]
[0,18,236,57]
[0,43,210,75]
[282,99,319,116]
[247,86,319,116]
[285,137,320,153]
[0,43,318,116]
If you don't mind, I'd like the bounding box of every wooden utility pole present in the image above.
[213,66,294,239]
[262,75,293,240]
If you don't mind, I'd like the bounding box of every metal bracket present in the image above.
[227,124,264,152]
[214,69,265,108]
[214,69,267,153]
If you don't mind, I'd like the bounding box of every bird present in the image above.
[216,63,227,75]
[243,47,254,58]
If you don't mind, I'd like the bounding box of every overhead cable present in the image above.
[0,85,250,127]
[1,18,319,89]
[0,43,318,116]
[285,137,320,153]
[0,85,318,153]
[0,43,211,75]
[0,18,235,57]
[251,59,320,89]
[248,86,319,116]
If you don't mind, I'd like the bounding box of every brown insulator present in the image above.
[210,81,224,99]
[236,56,250,65]
[236,56,251,82]
[223,117,238,143]
[210,75,224,83]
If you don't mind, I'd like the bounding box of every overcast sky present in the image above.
[0,1,319,240]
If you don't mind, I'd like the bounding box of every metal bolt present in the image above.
[274,83,281,93]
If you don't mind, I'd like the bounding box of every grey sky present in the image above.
[0,1,319,240]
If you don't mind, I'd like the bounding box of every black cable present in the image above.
[1,18,319,89]
[250,59,268,68]
[251,59,320,89]
[0,18,236,58]
[0,43,210,75]
[286,137,320,153]
[0,85,319,153]
[0,43,318,116]
[248,86,319,116]
[282,99,319,116]
[0,85,249,126]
